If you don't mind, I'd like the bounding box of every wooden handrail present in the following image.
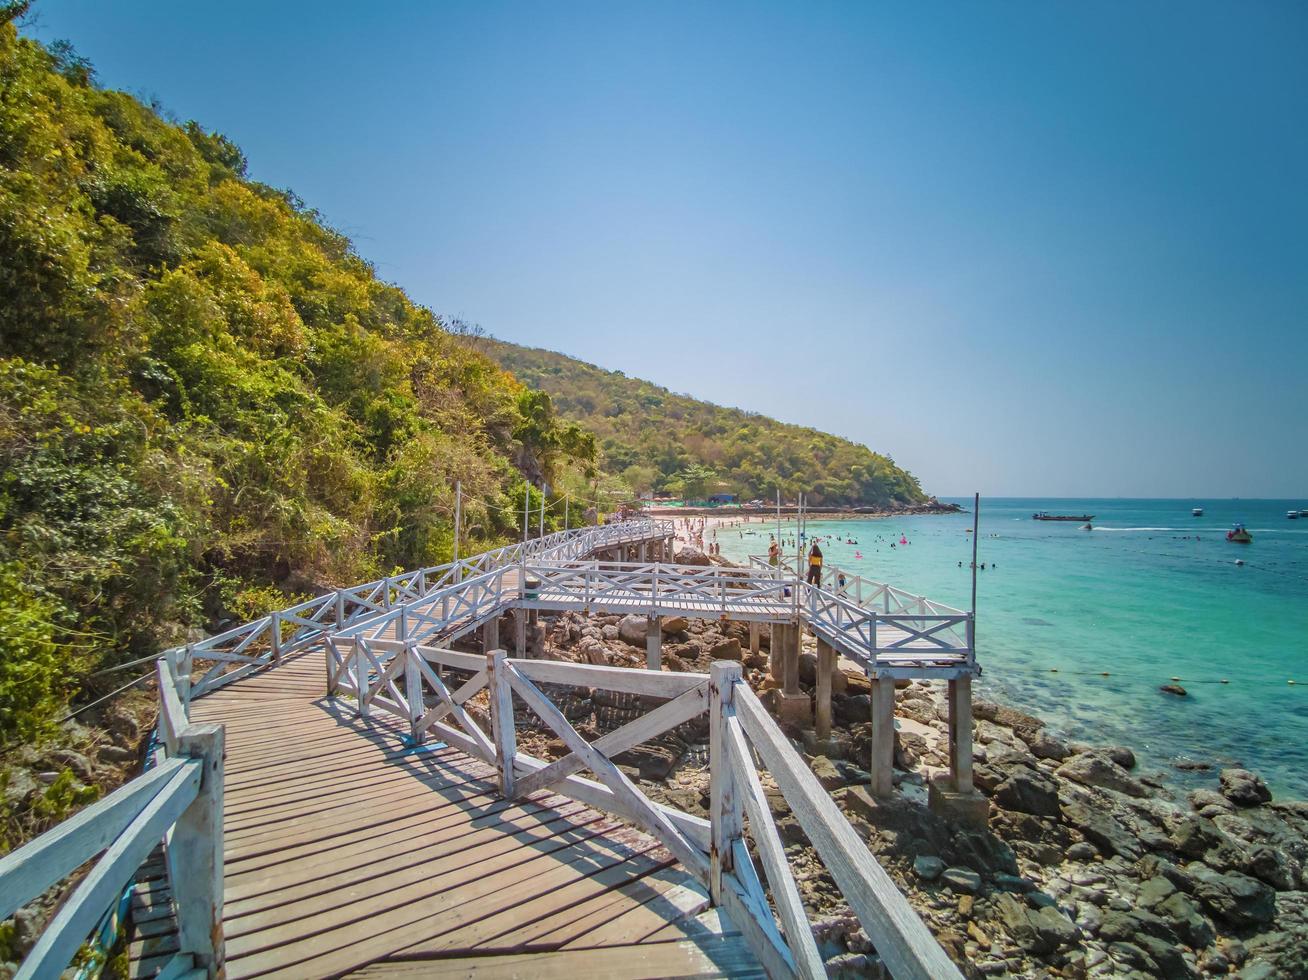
[5,660,225,979]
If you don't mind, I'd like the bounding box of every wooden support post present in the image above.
[815,638,835,741]
[639,541,648,563]
[708,661,743,906]
[334,590,346,628]
[513,608,526,656]
[405,647,425,745]
[783,622,801,696]
[768,623,786,683]
[748,622,760,657]
[483,616,499,654]
[646,615,662,671]
[949,675,974,794]
[774,622,811,726]
[870,676,895,797]
[487,650,516,797]
[167,723,224,977]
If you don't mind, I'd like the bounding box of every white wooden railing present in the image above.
[0,659,223,980]
[165,519,670,698]
[328,635,962,980]
[750,555,974,668]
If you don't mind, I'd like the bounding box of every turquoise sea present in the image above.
[713,498,1308,799]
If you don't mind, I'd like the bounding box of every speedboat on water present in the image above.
[1227,524,1253,543]
[1290,511,1300,520]
[1192,507,1204,517]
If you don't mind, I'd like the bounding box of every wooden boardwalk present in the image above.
[157,649,761,979]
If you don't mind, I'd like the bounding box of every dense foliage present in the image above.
[486,341,926,506]
[0,22,591,743]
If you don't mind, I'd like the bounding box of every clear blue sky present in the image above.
[26,1,1308,498]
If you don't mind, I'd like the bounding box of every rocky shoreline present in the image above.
[516,591,1308,979]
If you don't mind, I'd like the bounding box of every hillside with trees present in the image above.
[0,17,594,764]
[485,340,926,507]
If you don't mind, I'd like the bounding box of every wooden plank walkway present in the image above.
[152,648,759,979]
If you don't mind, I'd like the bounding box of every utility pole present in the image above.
[775,487,781,568]
[539,488,546,540]
[971,491,981,638]
[453,481,462,582]
[564,493,569,532]
[522,485,530,546]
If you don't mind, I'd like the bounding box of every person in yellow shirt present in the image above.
[806,542,823,585]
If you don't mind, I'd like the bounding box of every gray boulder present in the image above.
[1025,731,1072,761]
[1057,750,1148,798]
[993,766,1061,818]
[1061,800,1142,860]
[674,545,711,566]
[1187,863,1276,928]
[913,855,944,881]
[1220,768,1272,807]
[617,614,648,645]
[995,893,1080,954]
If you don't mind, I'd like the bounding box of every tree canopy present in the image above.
[0,24,591,743]
[485,341,925,507]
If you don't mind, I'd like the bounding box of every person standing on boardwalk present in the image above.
[768,537,781,566]
[806,542,823,585]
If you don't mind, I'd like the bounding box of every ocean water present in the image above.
[713,498,1308,799]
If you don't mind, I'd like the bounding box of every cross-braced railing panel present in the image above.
[323,640,962,980]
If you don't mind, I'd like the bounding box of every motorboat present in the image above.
[1227,524,1253,543]
[1290,511,1301,520]
[1032,512,1095,522]
[1192,507,1204,517]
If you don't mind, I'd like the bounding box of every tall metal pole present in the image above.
[453,480,462,582]
[564,493,569,532]
[971,491,981,619]
[775,487,781,572]
[522,484,530,545]
[539,491,546,540]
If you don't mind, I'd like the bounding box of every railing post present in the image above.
[355,639,370,718]
[168,722,225,978]
[270,611,282,663]
[709,662,743,905]
[178,644,194,709]
[487,650,516,797]
[405,645,425,745]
